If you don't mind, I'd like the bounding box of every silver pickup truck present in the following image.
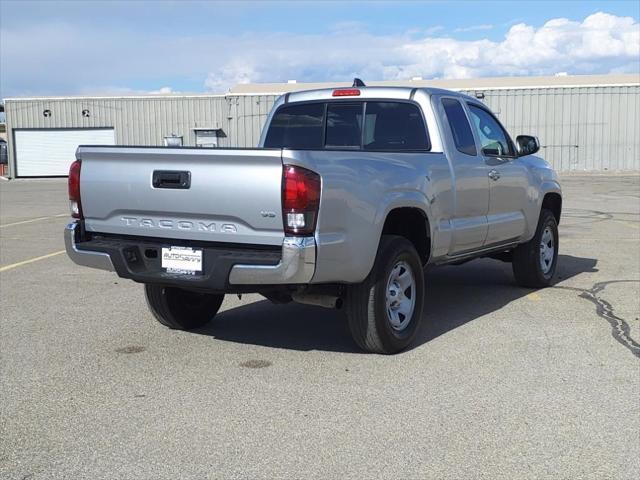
[65,82,562,354]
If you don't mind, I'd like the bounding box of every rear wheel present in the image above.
[346,235,425,354]
[144,284,224,330]
[512,209,559,288]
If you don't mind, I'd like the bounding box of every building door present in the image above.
[14,128,115,177]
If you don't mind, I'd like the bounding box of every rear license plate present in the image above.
[161,247,203,275]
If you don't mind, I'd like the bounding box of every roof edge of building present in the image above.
[1,92,272,102]
[228,73,640,94]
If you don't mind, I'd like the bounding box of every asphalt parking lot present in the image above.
[1,175,638,479]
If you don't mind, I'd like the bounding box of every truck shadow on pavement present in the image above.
[194,254,598,353]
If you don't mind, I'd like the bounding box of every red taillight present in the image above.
[282,165,320,236]
[68,160,82,219]
[332,88,360,97]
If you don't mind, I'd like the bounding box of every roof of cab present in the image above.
[285,85,473,104]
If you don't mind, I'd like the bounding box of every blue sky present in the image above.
[1,0,638,97]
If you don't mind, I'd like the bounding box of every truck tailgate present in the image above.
[78,147,284,246]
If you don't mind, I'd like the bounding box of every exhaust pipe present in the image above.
[292,292,343,309]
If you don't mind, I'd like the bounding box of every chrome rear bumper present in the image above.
[64,222,115,271]
[64,222,315,285]
[228,236,316,284]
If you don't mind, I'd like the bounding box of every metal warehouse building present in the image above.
[2,74,639,178]
[2,93,278,177]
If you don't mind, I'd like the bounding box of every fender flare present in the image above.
[373,190,434,261]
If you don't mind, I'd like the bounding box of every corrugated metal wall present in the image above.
[462,85,640,171]
[4,95,278,177]
[5,85,640,176]
[5,94,277,147]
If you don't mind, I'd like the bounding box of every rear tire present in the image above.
[512,209,559,288]
[144,284,224,330]
[346,235,425,354]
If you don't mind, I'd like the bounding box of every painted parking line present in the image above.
[526,292,541,302]
[0,214,68,228]
[0,250,65,272]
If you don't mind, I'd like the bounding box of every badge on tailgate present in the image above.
[161,246,203,275]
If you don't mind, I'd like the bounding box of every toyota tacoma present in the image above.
[65,81,562,354]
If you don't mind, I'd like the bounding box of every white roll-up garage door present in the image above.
[15,128,115,177]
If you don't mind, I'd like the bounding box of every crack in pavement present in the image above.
[562,208,613,226]
[553,280,640,359]
[562,208,640,229]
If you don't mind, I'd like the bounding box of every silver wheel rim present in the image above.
[385,260,416,331]
[539,226,555,274]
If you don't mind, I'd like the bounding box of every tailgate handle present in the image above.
[152,170,191,189]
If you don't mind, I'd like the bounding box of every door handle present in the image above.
[488,169,501,181]
[152,170,191,189]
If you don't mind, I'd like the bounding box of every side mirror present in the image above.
[516,135,540,157]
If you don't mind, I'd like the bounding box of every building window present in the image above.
[195,130,218,148]
[164,135,183,147]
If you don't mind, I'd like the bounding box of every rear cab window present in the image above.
[325,103,362,148]
[441,98,477,156]
[364,102,429,151]
[264,103,324,149]
[264,100,430,151]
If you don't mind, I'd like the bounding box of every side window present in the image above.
[441,98,477,156]
[467,104,515,157]
[264,103,324,149]
[325,103,362,148]
[363,102,429,151]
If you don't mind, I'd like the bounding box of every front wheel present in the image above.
[144,284,224,330]
[512,209,559,288]
[346,235,425,354]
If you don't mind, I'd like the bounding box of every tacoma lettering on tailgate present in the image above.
[121,216,237,233]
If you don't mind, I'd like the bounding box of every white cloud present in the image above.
[203,12,639,89]
[70,85,180,97]
[148,86,179,95]
[454,24,494,33]
[422,26,445,35]
[1,11,638,97]
[204,62,257,92]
